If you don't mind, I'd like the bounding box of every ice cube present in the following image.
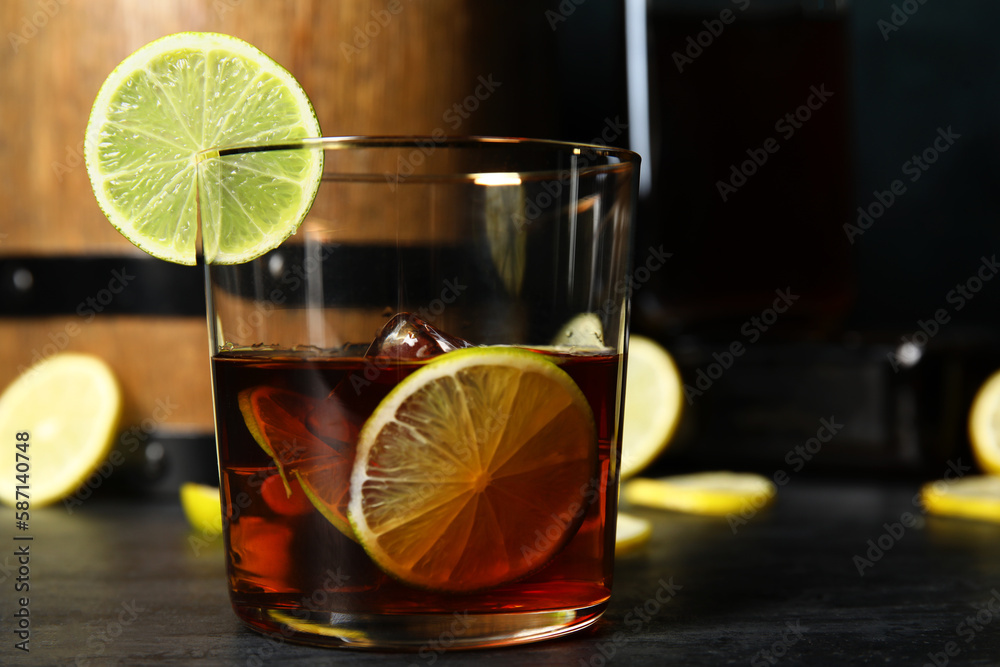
[365,312,473,359]
[551,312,605,349]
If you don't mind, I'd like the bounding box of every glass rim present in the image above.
[195,135,640,181]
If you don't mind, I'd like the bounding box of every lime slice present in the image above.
[615,511,652,555]
[348,347,597,592]
[0,353,121,507]
[85,32,322,265]
[921,476,1000,523]
[623,472,775,516]
[180,482,223,534]
[620,336,683,479]
[968,370,1000,474]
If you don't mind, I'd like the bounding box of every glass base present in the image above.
[234,602,607,650]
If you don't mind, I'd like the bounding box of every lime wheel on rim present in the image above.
[85,32,322,265]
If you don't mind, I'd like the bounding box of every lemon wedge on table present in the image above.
[180,482,224,535]
[921,476,1000,523]
[0,353,121,507]
[85,32,322,265]
[624,471,776,516]
[615,511,652,555]
[620,335,683,479]
[347,347,597,593]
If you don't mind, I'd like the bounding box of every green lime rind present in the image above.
[85,32,322,266]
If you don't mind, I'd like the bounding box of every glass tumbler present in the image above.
[199,137,639,648]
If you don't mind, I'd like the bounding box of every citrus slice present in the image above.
[620,336,683,479]
[292,465,354,537]
[623,472,775,516]
[615,511,652,555]
[0,353,121,507]
[921,476,1000,523]
[238,386,355,537]
[180,482,224,534]
[968,369,1000,474]
[348,347,597,592]
[85,32,322,265]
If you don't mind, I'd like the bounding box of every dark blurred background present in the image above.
[623,0,1000,479]
[2,0,998,492]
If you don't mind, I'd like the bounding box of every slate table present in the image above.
[3,478,999,666]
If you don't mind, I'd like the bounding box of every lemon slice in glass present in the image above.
[0,353,121,507]
[85,32,322,265]
[348,347,597,593]
[968,369,1000,474]
[620,335,683,479]
[921,476,1000,523]
[623,471,775,516]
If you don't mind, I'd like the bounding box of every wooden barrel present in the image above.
[0,0,568,444]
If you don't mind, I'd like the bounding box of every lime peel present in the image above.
[85,32,322,266]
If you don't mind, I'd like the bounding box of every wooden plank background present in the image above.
[0,0,561,431]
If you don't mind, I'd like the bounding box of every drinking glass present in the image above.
[199,137,639,648]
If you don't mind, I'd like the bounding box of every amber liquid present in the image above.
[213,348,621,629]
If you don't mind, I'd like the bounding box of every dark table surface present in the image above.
[3,477,1000,666]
